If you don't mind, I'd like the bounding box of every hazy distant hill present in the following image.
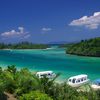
[48,40,79,45]
[48,41,69,45]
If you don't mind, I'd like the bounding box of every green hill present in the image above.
[66,37,100,57]
[0,42,49,49]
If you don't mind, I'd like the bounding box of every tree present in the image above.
[15,68,39,96]
[6,65,17,74]
[67,37,100,57]
[19,90,53,100]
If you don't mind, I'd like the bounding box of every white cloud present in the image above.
[22,34,31,39]
[69,12,100,29]
[18,27,24,34]
[1,27,28,37]
[1,30,18,36]
[42,27,52,32]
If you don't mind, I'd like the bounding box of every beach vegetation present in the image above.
[0,65,100,100]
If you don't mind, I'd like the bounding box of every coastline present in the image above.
[0,49,100,82]
[1,48,100,58]
[0,48,48,50]
[66,53,100,58]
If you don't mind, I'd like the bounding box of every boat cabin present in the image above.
[36,71,56,79]
[67,74,89,87]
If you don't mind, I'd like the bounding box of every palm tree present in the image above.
[7,65,17,74]
[15,68,40,96]
[32,73,61,94]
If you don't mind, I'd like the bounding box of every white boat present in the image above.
[67,74,90,87]
[36,71,56,79]
[91,79,100,90]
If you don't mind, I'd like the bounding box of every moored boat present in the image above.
[36,71,56,79]
[67,74,90,87]
[91,79,100,90]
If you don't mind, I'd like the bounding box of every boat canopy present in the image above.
[68,74,87,80]
[36,71,56,79]
[93,79,100,85]
[36,71,53,74]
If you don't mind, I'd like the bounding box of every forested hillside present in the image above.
[0,42,49,49]
[67,37,100,57]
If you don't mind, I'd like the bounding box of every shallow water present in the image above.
[0,48,100,81]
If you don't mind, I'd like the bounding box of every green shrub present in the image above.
[0,66,100,100]
[19,90,53,100]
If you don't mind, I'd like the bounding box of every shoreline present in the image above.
[66,53,100,58]
[0,49,99,83]
[1,48,100,58]
[0,48,48,50]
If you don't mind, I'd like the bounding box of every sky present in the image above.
[0,0,100,43]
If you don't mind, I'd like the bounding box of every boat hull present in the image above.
[67,79,89,87]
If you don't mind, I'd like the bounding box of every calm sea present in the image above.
[0,48,100,81]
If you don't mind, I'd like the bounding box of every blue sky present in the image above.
[0,0,100,43]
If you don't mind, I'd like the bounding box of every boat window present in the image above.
[81,78,83,81]
[84,77,86,80]
[69,79,71,82]
[72,79,76,83]
[78,80,80,82]
[48,73,51,75]
[76,80,78,83]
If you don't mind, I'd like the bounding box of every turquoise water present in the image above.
[0,48,100,81]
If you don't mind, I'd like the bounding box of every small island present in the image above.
[66,37,100,57]
[0,42,49,49]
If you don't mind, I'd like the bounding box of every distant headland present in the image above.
[66,37,100,57]
[0,42,49,49]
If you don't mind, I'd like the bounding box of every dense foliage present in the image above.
[0,42,49,49]
[0,65,100,100]
[20,91,53,100]
[66,37,100,57]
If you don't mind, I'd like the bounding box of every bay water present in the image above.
[0,48,100,81]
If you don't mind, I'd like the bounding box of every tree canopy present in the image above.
[66,37,100,57]
[0,42,49,49]
[0,65,100,100]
